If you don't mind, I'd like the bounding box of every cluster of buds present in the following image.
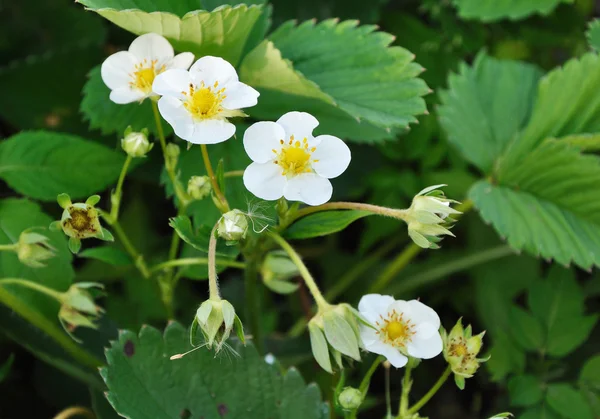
[192,298,245,353]
[121,127,153,158]
[187,175,211,201]
[405,184,460,249]
[441,318,489,389]
[308,303,366,373]
[12,229,56,268]
[58,282,105,341]
[217,209,248,243]
[50,194,113,254]
[260,251,299,294]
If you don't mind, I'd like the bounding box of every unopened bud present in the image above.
[121,130,153,158]
[165,143,180,171]
[58,282,104,341]
[194,298,245,353]
[16,229,56,268]
[338,387,363,410]
[217,209,248,242]
[187,176,211,200]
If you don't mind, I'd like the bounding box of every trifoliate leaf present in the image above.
[240,19,429,143]
[451,0,572,22]
[546,383,594,419]
[284,211,372,240]
[508,375,543,407]
[508,306,544,351]
[0,131,127,201]
[587,19,600,51]
[78,3,263,66]
[102,323,329,419]
[438,53,542,172]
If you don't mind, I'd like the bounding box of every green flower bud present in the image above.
[121,130,153,158]
[308,303,365,373]
[260,251,299,294]
[50,194,113,254]
[187,175,212,200]
[338,387,363,410]
[165,143,180,171]
[15,228,56,268]
[193,298,245,353]
[405,185,460,249]
[58,282,104,341]
[217,209,248,242]
[441,318,488,390]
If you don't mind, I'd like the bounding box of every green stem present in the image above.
[200,144,229,212]
[110,221,150,279]
[398,362,413,417]
[0,244,17,252]
[150,257,245,273]
[109,154,132,222]
[53,406,96,419]
[208,223,221,300]
[0,278,63,300]
[268,232,330,311]
[359,356,384,394]
[224,170,244,178]
[406,366,452,415]
[244,255,263,353]
[385,362,393,419]
[0,282,102,370]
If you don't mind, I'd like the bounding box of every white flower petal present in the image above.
[405,300,441,330]
[407,328,443,359]
[187,119,236,144]
[364,340,408,368]
[152,68,192,100]
[359,324,379,346]
[222,81,260,110]
[109,87,147,104]
[243,162,286,201]
[101,51,137,90]
[358,294,395,316]
[283,173,332,206]
[243,122,285,163]
[276,111,319,141]
[170,52,194,70]
[129,33,174,61]
[157,96,195,139]
[312,135,351,179]
[190,56,238,87]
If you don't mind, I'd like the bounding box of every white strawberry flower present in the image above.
[101,33,194,104]
[152,56,259,144]
[358,294,443,368]
[242,112,351,206]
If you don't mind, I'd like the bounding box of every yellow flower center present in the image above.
[130,59,165,94]
[273,136,318,176]
[375,309,415,347]
[451,342,468,357]
[70,209,91,231]
[183,81,226,120]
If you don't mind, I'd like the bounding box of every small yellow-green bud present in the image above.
[16,229,56,268]
[338,387,363,410]
[165,143,180,171]
[194,298,245,353]
[260,251,299,294]
[58,282,104,341]
[217,209,248,242]
[187,176,211,200]
[121,130,153,158]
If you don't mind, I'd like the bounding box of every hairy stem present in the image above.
[0,244,17,252]
[398,362,413,417]
[208,223,221,300]
[406,366,452,415]
[150,257,245,272]
[109,154,132,222]
[200,144,229,212]
[244,255,263,353]
[0,278,63,301]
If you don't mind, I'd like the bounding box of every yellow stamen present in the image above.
[274,136,317,176]
[183,81,226,120]
[130,59,165,94]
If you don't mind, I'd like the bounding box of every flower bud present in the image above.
[405,184,460,249]
[187,175,211,200]
[121,129,153,158]
[441,318,489,390]
[260,251,299,294]
[58,282,104,341]
[308,303,365,373]
[50,194,114,254]
[165,143,180,171]
[338,387,363,410]
[194,298,245,353]
[217,209,248,242]
[16,228,56,268]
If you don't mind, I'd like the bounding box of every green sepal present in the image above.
[85,195,101,207]
[57,193,72,209]
[308,321,332,373]
[68,237,81,254]
[98,227,114,242]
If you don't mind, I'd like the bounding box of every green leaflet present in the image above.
[508,375,544,407]
[438,53,542,173]
[284,211,372,240]
[451,0,572,22]
[79,3,263,67]
[546,383,594,419]
[0,131,127,201]
[78,0,266,16]
[240,19,428,143]
[587,19,600,51]
[78,247,133,267]
[102,323,329,419]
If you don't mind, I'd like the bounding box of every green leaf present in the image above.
[81,66,169,137]
[0,354,14,383]
[546,383,594,419]
[586,19,600,51]
[102,323,329,418]
[580,354,600,390]
[438,53,542,172]
[78,246,132,267]
[471,140,600,270]
[508,306,544,352]
[520,405,561,419]
[169,215,211,253]
[78,0,266,16]
[0,131,127,201]
[284,211,372,240]
[451,0,572,22]
[508,375,544,407]
[486,333,526,381]
[240,19,429,143]
[80,3,263,66]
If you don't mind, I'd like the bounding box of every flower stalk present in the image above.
[201,144,229,213]
[406,366,452,415]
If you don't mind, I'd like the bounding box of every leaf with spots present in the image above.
[101,322,329,419]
